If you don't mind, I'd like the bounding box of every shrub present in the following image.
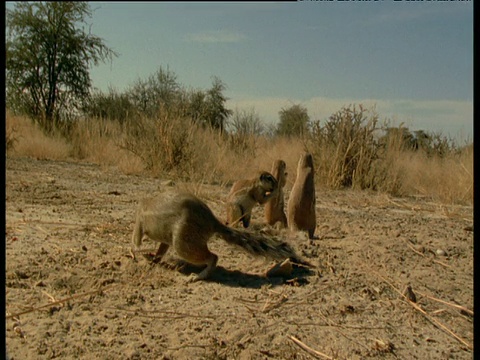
[308,104,379,190]
[226,108,264,156]
[277,104,310,137]
[120,104,198,177]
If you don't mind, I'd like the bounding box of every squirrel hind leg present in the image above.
[186,253,218,282]
[173,230,219,281]
[151,242,170,263]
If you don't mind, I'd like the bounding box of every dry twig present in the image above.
[41,290,57,303]
[289,335,333,360]
[167,344,210,351]
[6,286,115,319]
[110,307,216,320]
[415,291,473,317]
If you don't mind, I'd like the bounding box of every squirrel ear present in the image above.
[261,173,274,182]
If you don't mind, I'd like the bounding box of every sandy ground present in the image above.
[5,156,473,359]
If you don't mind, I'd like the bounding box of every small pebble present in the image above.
[436,249,447,256]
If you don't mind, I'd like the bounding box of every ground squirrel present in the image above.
[287,153,316,239]
[225,171,278,228]
[264,160,288,228]
[132,191,298,281]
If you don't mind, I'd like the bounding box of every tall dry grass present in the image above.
[5,111,473,205]
[6,113,71,161]
[399,146,473,204]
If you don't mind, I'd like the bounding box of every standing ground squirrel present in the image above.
[287,153,316,239]
[132,191,298,281]
[264,160,288,228]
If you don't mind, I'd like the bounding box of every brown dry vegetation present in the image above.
[5,111,473,206]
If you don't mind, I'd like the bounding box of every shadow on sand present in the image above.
[172,261,315,289]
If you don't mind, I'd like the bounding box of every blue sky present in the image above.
[8,1,473,141]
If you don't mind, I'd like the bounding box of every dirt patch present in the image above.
[5,157,473,359]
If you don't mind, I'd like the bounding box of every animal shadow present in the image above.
[174,260,314,289]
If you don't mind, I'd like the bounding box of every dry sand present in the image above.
[5,156,473,359]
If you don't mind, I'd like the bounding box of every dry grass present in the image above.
[5,112,473,205]
[6,113,71,161]
[399,147,473,204]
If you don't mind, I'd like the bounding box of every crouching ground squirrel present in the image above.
[287,153,317,239]
[225,171,278,228]
[132,191,299,281]
[264,160,288,228]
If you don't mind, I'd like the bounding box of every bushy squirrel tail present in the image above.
[217,225,298,262]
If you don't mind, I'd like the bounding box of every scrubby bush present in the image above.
[226,108,264,156]
[308,104,379,190]
[306,104,467,201]
[82,87,136,123]
[120,104,198,177]
[277,104,310,137]
[380,126,457,158]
